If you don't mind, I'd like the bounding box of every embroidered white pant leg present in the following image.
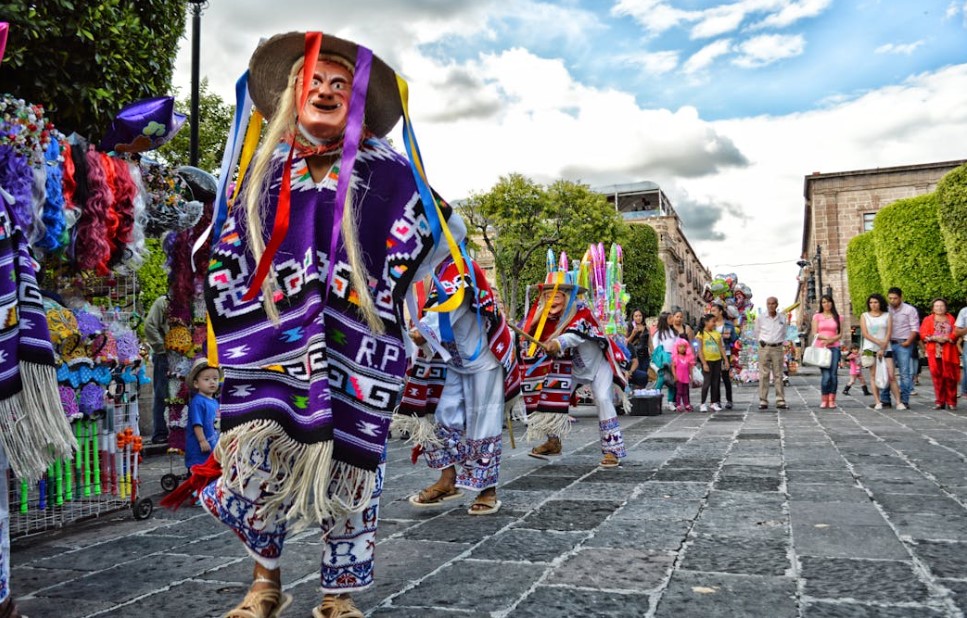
[423,370,466,471]
[200,443,295,570]
[591,365,626,458]
[455,366,504,491]
[0,445,10,604]
[319,459,385,593]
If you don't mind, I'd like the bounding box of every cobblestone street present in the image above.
[11,369,967,617]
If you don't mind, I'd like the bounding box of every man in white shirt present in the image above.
[883,287,920,408]
[755,297,788,410]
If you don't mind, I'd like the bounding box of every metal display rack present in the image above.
[6,272,153,538]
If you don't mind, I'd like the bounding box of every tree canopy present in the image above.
[937,163,967,281]
[622,224,665,318]
[845,232,881,316]
[459,174,662,319]
[0,0,187,141]
[156,79,234,173]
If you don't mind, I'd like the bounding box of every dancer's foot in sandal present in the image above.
[409,466,463,507]
[224,564,292,618]
[468,488,501,516]
[312,593,363,618]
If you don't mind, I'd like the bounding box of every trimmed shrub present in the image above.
[937,163,967,280]
[872,192,967,312]
[845,232,882,315]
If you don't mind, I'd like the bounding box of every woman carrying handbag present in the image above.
[860,294,902,410]
[811,295,844,408]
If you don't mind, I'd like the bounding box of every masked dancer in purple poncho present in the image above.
[163,31,465,618]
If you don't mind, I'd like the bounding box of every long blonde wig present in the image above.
[243,55,384,333]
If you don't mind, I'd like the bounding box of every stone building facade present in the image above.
[595,181,712,323]
[798,159,967,336]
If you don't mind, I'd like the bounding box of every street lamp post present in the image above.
[188,0,208,167]
[815,244,823,301]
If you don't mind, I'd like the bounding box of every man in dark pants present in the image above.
[144,295,170,444]
[881,287,919,409]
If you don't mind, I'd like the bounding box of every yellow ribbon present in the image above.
[396,75,465,314]
[528,270,563,356]
[231,109,264,205]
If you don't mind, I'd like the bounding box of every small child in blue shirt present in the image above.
[185,358,221,471]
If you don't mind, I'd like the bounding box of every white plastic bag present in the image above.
[874,357,889,390]
[691,365,704,388]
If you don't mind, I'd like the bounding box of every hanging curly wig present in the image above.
[124,159,149,269]
[109,156,137,266]
[100,153,121,266]
[164,230,193,324]
[76,146,112,273]
[36,138,67,254]
[0,145,34,231]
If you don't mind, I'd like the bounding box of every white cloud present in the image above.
[614,0,829,39]
[874,41,925,55]
[748,0,832,30]
[733,33,805,67]
[623,50,681,74]
[683,39,734,74]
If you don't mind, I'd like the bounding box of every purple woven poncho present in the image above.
[206,138,463,524]
[0,200,78,481]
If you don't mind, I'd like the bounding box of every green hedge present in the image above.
[873,192,967,311]
[845,232,882,315]
[937,163,967,280]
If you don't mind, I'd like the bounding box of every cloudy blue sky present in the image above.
[173,0,967,307]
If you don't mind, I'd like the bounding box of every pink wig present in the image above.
[76,147,113,273]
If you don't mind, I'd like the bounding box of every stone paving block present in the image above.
[527,463,599,477]
[786,483,871,503]
[518,499,621,531]
[556,481,638,502]
[512,584,653,616]
[802,601,946,617]
[40,553,235,603]
[724,455,783,466]
[391,559,540,612]
[874,493,964,516]
[142,513,230,538]
[615,497,703,521]
[469,528,586,562]
[653,468,717,483]
[636,480,708,500]
[502,474,574,491]
[583,464,656,484]
[680,533,790,576]
[656,571,798,618]
[546,546,675,591]
[863,479,945,495]
[793,522,910,560]
[199,551,314,584]
[786,469,857,484]
[800,557,929,604]
[370,607,490,617]
[664,457,723,469]
[169,532,248,558]
[586,517,691,552]
[716,476,782,492]
[4,541,75,566]
[911,541,967,578]
[8,565,86,596]
[403,510,516,543]
[790,501,891,527]
[14,595,116,618]
[378,497,464,520]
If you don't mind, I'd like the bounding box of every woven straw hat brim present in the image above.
[188,358,224,387]
[248,31,402,138]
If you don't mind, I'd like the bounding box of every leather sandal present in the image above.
[223,576,293,618]
[528,436,562,460]
[312,594,363,618]
[408,484,463,507]
[599,453,620,468]
[0,597,26,618]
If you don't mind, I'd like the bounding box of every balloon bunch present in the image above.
[582,243,630,335]
[703,272,754,327]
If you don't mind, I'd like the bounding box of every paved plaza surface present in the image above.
[10,369,967,617]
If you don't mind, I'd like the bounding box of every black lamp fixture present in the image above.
[187,0,209,167]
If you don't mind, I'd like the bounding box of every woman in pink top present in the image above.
[811,295,843,409]
[921,298,960,410]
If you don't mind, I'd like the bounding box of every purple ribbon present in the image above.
[325,46,372,301]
